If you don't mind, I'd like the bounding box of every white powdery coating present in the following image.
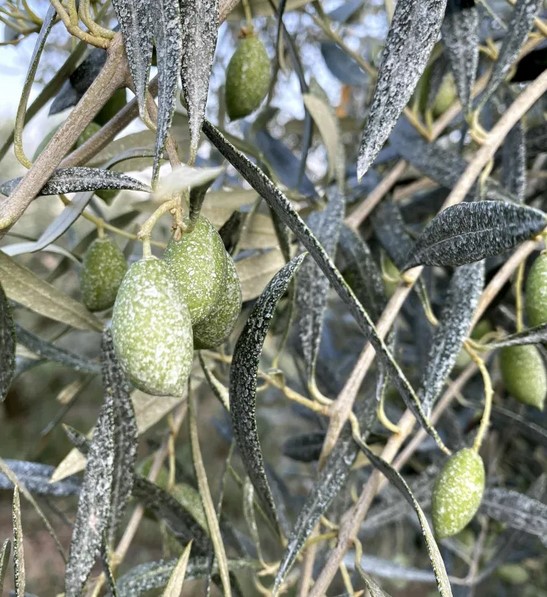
[164,215,227,324]
[500,344,547,409]
[80,238,128,312]
[526,253,547,327]
[432,448,485,538]
[111,258,193,397]
[194,253,242,348]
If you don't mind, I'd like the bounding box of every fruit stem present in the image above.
[241,0,253,32]
[376,390,401,435]
[465,342,493,452]
[138,198,178,244]
[514,261,525,333]
[96,219,105,239]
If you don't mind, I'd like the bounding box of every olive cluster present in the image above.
[79,216,241,397]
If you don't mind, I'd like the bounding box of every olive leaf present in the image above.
[203,120,447,450]
[180,0,219,162]
[356,0,447,178]
[405,201,547,269]
[371,199,415,270]
[491,405,547,448]
[163,541,193,596]
[487,323,547,349]
[230,253,306,531]
[0,252,102,332]
[64,398,116,596]
[0,167,150,197]
[441,0,479,114]
[418,260,485,414]
[111,0,153,112]
[0,539,10,595]
[297,191,345,379]
[481,488,547,544]
[12,487,25,597]
[282,432,325,463]
[502,118,527,203]
[478,0,543,110]
[354,439,453,597]
[0,283,15,402]
[0,460,80,497]
[100,330,138,541]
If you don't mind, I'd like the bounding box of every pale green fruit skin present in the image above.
[432,448,485,538]
[525,252,547,327]
[432,75,457,117]
[80,237,127,311]
[111,257,193,396]
[500,344,546,410]
[76,121,101,147]
[194,254,242,349]
[164,216,227,325]
[225,35,271,120]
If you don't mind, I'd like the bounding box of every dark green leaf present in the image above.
[441,0,479,114]
[0,284,15,402]
[0,539,10,595]
[64,398,116,596]
[491,405,547,448]
[0,167,150,197]
[132,476,210,553]
[479,0,542,109]
[354,439,453,597]
[12,488,25,597]
[282,432,325,463]
[99,539,118,597]
[297,191,345,378]
[0,460,80,497]
[418,261,484,413]
[189,175,219,225]
[405,201,547,269]
[203,120,447,450]
[180,0,219,162]
[15,325,100,375]
[501,119,527,203]
[357,0,447,178]
[111,0,153,111]
[481,488,547,543]
[101,330,137,540]
[371,199,415,270]
[487,323,547,349]
[230,254,306,531]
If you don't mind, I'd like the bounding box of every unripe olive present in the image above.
[76,121,102,147]
[432,75,457,117]
[432,448,485,538]
[193,254,242,349]
[499,344,546,410]
[80,236,127,311]
[164,215,227,325]
[525,252,547,327]
[111,257,193,396]
[225,33,271,120]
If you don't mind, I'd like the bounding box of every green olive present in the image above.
[225,33,271,120]
[164,215,227,325]
[80,236,127,312]
[193,254,242,349]
[432,75,457,117]
[499,344,546,410]
[76,122,102,147]
[111,257,193,396]
[525,252,547,328]
[432,448,485,538]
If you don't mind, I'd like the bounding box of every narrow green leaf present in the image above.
[163,541,193,596]
[64,399,116,595]
[0,167,150,197]
[0,252,102,331]
[282,432,325,463]
[15,325,100,374]
[12,487,25,597]
[357,0,447,178]
[111,0,153,111]
[101,330,138,540]
[0,459,80,497]
[198,353,230,412]
[230,254,306,531]
[371,199,415,270]
[487,323,547,349]
[479,0,542,109]
[501,119,527,203]
[418,261,484,413]
[99,539,118,597]
[441,0,479,114]
[0,283,15,401]
[180,0,219,162]
[297,191,345,378]
[203,120,448,450]
[355,439,453,597]
[405,201,547,269]
[0,539,10,595]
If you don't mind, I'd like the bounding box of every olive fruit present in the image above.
[432,74,457,117]
[499,344,546,410]
[80,236,127,311]
[76,121,101,147]
[111,257,193,396]
[164,215,227,324]
[525,252,547,327]
[225,33,270,120]
[432,448,485,538]
[193,254,242,349]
